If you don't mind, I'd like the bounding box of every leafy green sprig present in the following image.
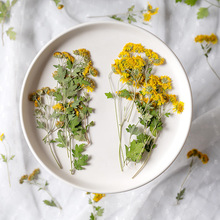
[87,193,105,220]
[30,50,97,174]
[52,0,64,10]
[176,149,209,204]
[176,0,220,19]
[88,3,158,24]
[0,133,15,187]
[0,0,17,46]
[19,168,62,210]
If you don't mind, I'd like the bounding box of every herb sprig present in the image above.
[87,192,105,220]
[176,0,220,19]
[88,2,158,24]
[107,43,184,177]
[29,49,98,174]
[0,0,17,45]
[19,168,62,209]
[176,149,209,204]
[0,133,15,187]
[194,33,219,80]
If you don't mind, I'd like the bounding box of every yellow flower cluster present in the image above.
[93,193,106,202]
[0,133,5,141]
[55,121,64,128]
[195,33,218,44]
[143,2,159,22]
[19,168,40,184]
[53,103,64,111]
[112,43,164,88]
[53,51,75,63]
[142,75,184,112]
[73,48,91,61]
[187,149,209,164]
[57,4,64,10]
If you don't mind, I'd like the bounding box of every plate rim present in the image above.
[19,21,193,193]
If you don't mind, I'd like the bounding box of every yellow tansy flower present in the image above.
[57,4,64,10]
[93,193,105,202]
[53,103,64,111]
[173,101,184,114]
[201,154,209,164]
[0,133,5,141]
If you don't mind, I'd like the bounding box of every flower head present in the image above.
[0,133,5,141]
[93,193,105,202]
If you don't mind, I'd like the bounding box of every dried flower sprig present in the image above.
[0,0,17,46]
[106,43,184,178]
[176,0,220,19]
[52,0,64,10]
[87,2,158,24]
[176,149,209,205]
[87,192,105,220]
[0,133,15,187]
[195,33,220,80]
[19,168,62,210]
[29,49,98,174]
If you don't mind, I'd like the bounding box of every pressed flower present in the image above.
[53,52,63,58]
[195,34,218,44]
[53,103,64,111]
[57,4,64,10]
[93,193,105,202]
[19,175,28,184]
[55,121,64,128]
[0,133,5,141]
[173,101,184,114]
[28,168,40,181]
[201,154,209,164]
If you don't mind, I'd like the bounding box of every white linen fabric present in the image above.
[0,0,220,219]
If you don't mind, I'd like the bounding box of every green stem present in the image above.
[47,133,62,169]
[44,187,62,210]
[3,142,11,187]
[1,18,5,46]
[176,158,194,205]
[206,57,220,80]
[205,0,220,8]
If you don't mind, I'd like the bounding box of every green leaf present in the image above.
[89,213,95,220]
[128,5,135,12]
[10,155,15,160]
[176,188,186,203]
[105,92,114,99]
[184,0,197,6]
[53,0,60,6]
[43,200,57,207]
[36,120,46,129]
[126,124,141,136]
[53,89,63,101]
[72,144,86,158]
[72,144,89,170]
[5,0,10,8]
[165,113,170,117]
[55,130,66,148]
[175,0,182,2]
[95,206,104,217]
[117,89,131,99]
[126,140,145,162]
[110,15,123,21]
[127,14,137,24]
[6,27,16,40]
[11,0,18,7]
[197,7,209,19]
[1,154,7,162]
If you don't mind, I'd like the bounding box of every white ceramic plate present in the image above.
[20,21,192,193]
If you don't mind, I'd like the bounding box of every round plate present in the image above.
[20,21,192,193]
